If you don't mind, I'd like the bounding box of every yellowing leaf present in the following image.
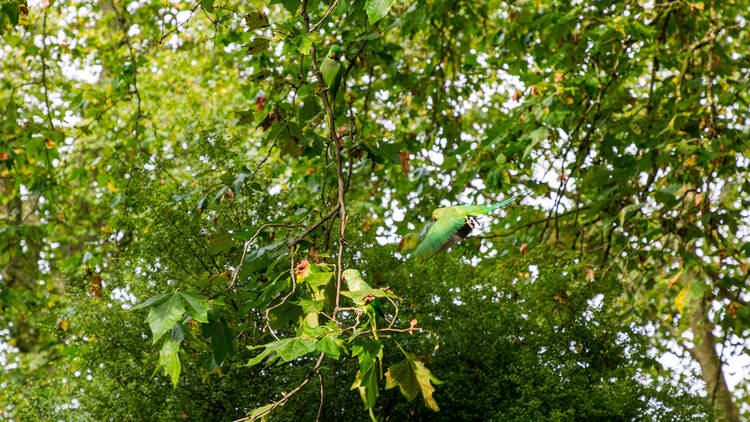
[675,287,688,314]
[106,180,117,192]
[158,339,182,388]
[385,354,442,411]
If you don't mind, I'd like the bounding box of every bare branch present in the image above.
[233,352,326,422]
[309,0,339,33]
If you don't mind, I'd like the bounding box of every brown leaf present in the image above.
[336,124,349,139]
[398,150,410,174]
[398,236,407,251]
[519,243,528,255]
[694,192,703,207]
[586,269,595,281]
[221,188,235,202]
[530,86,539,97]
[0,152,8,160]
[295,259,310,279]
[408,318,418,335]
[512,90,522,101]
[728,302,737,319]
[254,92,267,112]
[553,291,570,305]
[260,109,279,131]
[554,72,564,82]
[88,275,103,297]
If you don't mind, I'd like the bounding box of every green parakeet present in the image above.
[320,45,343,104]
[342,269,386,321]
[413,194,521,258]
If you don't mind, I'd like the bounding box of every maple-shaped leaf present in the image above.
[385,353,442,411]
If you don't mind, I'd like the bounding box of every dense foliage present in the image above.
[1,0,748,420]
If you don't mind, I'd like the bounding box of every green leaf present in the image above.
[3,3,19,26]
[244,10,270,31]
[297,34,316,54]
[158,339,182,388]
[179,291,209,323]
[316,333,347,360]
[304,271,334,289]
[247,336,317,366]
[145,293,185,344]
[365,0,394,24]
[131,293,170,310]
[203,315,233,365]
[200,0,214,13]
[385,354,442,411]
[522,127,548,160]
[170,322,185,345]
[246,38,270,55]
[234,109,254,126]
[293,298,324,314]
[341,286,395,305]
[619,203,643,226]
[351,340,382,409]
[247,403,274,421]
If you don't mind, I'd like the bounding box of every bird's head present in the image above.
[432,208,445,221]
[330,45,341,59]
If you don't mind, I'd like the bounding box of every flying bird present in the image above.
[413,194,521,258]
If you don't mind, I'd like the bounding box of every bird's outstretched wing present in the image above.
[413,214,468,258]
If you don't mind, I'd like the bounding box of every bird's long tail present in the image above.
[485,193,522,211]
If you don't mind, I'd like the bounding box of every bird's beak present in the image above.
[331,52,338,59]
[432,215,436,221]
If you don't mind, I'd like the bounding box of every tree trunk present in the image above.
[688,298,740,422]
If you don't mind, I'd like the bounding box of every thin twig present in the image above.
[228,222,305,290]
[159,3,200,44]
[316,371,325,422]
[481,206,591,239]
[287,205,340,248]
[309,0,339,33]
[309,43,348,319]
[233,352,326,422]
